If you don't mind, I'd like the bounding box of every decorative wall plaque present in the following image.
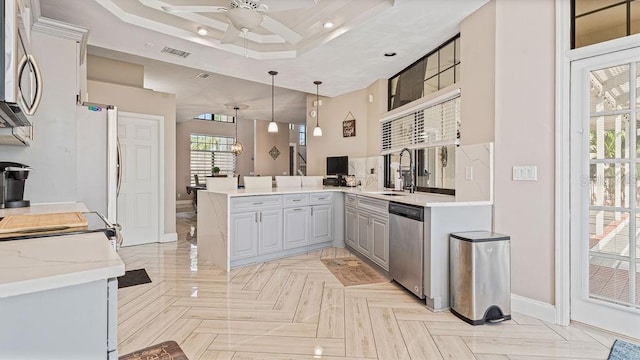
[343,111,356,137]
[269,146,281,160]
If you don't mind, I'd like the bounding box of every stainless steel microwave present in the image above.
[0,0,42,128]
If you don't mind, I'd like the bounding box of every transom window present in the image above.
[388,34,460,111]
[572,0,640,49]
[190,134,236,185]
[193,113,235,123]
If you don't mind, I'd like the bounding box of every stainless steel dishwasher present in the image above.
[389,201,425,298]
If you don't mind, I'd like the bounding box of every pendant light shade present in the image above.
[268,70,278,133]
[312,80,322,137]
[231,106,244,156]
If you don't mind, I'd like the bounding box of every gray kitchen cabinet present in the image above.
[230,209,283,259]
[258,209,284,254]
[345,194,390,271]
[284,192,333,249]
[310,204,332,244]
[370,212,389,269]
[284,207,310,249]
[356,211,372,254]
[230,195,283,260]
[230,212,259,260]
[345,205,357,248]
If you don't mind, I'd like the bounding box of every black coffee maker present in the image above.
[0,162,31,208]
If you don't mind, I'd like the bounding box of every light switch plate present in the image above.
[513,165,537,181]
[465,166,473,180]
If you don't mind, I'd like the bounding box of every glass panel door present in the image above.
[570,49,640,339]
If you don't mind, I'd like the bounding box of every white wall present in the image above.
[460,0,496,145]
[0,30,79,203]
[254,120,290,177]
[493,0,556,304]
[306,88,369,176]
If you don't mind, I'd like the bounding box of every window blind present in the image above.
[189,134,236,185]
[380,89,460,155]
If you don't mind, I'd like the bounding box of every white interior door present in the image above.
[570,48,640,339]
[118,112,161,246]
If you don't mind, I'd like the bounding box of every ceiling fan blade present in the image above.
[261,16,302,44]
[221,22,242,44]
[161,5,226,13]
[260,0,317,12]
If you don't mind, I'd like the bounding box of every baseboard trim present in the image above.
[162,232,178,243]
[511,294,556,323]
[176,200,192,206]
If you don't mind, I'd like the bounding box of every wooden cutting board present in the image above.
[0,212,88,237]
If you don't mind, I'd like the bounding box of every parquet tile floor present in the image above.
[115,211,627,359]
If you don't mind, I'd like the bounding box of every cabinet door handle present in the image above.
[259,212,262,222]
[253,202,264,205]
[293,208,303,211]
[255,212,258,223]
[293,199,301,202]
[318,197,327,200]
[311,207,314,216]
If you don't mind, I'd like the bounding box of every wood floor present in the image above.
[115,213,621,359]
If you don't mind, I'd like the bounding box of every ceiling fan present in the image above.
[162,0,317,44]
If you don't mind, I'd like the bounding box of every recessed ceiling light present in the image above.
[323,22,334,29]
[197,27,208,36]
[384,52,397,57]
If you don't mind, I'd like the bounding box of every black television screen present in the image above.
[326,156,348,175]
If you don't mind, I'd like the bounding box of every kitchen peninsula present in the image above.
[198,187,491,310]
[0,203,124,358]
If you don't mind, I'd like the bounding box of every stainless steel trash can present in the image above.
[450,231,511,325]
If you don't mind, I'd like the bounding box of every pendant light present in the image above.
[312,80,322,137]
[268,70,279,133]
[230,106,244,156]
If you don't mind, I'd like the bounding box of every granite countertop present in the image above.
[204,187,491,207]
[0,231,124,298]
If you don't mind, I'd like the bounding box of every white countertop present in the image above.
[0,202,89,217]
[205,187,491,207]
[0,231,124,298]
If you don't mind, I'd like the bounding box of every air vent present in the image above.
[196,72,211,79]
[161,46,191,59]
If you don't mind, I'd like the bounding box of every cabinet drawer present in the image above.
[345,194,358,208]
[283,193,309,208]
[357,196,388,215]
[231,195,282,213]
[310,192,332,205]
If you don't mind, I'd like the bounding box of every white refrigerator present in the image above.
[76,103,119,224]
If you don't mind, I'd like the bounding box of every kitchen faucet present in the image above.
[399,148,415,193]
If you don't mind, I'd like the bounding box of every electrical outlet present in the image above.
[178,193,181,198]
[465,166,473,180]
[370,168,375,174]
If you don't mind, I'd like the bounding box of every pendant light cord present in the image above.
[315,82,320,128]
[234,107,239,140]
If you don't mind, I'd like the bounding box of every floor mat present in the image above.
[117,268,152,289]
[608,339,640,360]
[321,257,388,287]
[119,340,188,360]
